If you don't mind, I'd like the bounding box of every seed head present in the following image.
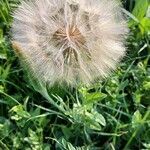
[12,0,128,86]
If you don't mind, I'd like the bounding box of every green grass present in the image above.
[0,0,150,149]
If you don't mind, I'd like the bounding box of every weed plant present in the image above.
[0,0,150,149]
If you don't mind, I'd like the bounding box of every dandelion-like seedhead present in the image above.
[12,0,128,86]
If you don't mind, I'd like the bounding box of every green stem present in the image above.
[0,90,20,105]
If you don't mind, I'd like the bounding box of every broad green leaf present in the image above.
[1,65,11,80]
[143,143,150,149]
[86,92,107,103]
[134,90,142,104]
[143,81,150,89]
[57,138,90,150]
[132,110,142,128]
[132,0,149,21]
[79,87,107,106]
[139,17,150,34]
[59,138,76,150]
[85,111,102,131]
[118,80,129,91]
[91,110,106,127]
[0,53,7,59]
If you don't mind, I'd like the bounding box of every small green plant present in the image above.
[0,0,150,149]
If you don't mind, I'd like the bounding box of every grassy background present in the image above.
[0,0,150,149]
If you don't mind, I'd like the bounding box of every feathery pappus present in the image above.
[12,0,128,86]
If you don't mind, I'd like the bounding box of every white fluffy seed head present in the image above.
[12,0,128,86]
